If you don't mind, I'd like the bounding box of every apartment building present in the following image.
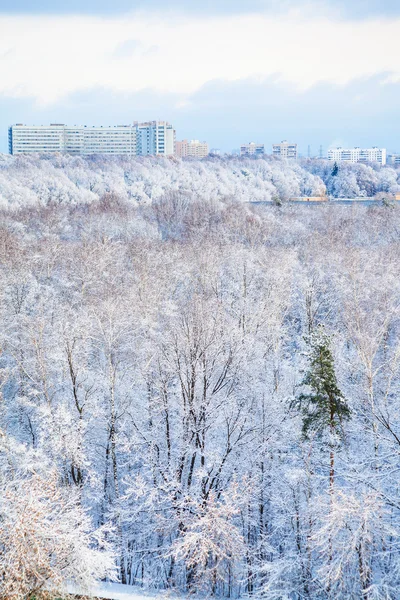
[240,142,264,156]
[272,141,298,159]
[134,121,175,156]
[387,154,400,166]
[8,124,66,154]
[66,126,136,155]
[328,147,387,166]
[175,139,209,159]
[8,122,175,156]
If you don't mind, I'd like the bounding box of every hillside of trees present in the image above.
[0,153,399,210]
[1,157,400,599]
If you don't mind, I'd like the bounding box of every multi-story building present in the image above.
[240,142,264,157]
[175,139,209,159]
[8,124,66,154]
[387,154,400,166]
[8,122,175,156]
[66,126,136,155]
[134,121,175,156]
[328,147,387,166]
[272,141,298,159]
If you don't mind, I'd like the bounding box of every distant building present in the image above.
[272,141,298,159]
[67,126,136,155]
[8,121,175,156]
[328,147,387,166]
[9,124,69,155]
[134,121,175,156]
[387,154,400,166]
[210,148,221,155]
[175,139,209,159]
[240,142,265,156]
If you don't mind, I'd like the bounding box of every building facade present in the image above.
[387,154,400,166]
[8,124,66,154]
[175,139,209,159]
[8,122,175,156]
[240,142,265,157]
[272,141,298,159]
[134,121,175,156]
[328,147,387,166]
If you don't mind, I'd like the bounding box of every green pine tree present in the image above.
[331,161,339,176]
[294,326,350,488]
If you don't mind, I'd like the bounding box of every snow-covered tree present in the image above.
[0,435,115,600]
[1,155,400,598]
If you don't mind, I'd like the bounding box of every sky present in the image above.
[0,0,399,155]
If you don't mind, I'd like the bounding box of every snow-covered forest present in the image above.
[2,156,400,600]
[0,153,400,209]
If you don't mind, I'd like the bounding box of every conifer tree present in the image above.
[331,161,339,176]
[295,326,350,488]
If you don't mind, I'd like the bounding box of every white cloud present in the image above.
[0,12,399,105]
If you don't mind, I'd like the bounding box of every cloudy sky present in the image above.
[0,0,399,154]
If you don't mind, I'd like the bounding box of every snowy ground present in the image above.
[67,582,180,600]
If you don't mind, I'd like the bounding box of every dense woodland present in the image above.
[0,153,400,208]
[1,155,400,599]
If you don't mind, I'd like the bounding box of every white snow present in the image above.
[67,582,177,600]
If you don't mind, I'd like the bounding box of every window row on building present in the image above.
[9,127,390,166]
[272,141,298,159]
[8,122,175,156]
[328,147,387,166]
[175,139,209,159]
[240,142,265,157]
[388,154,400,165]
[240,141,299,159]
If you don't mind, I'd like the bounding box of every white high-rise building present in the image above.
[8,122,175,156]
[240,142,264,156]
[272,141,298,159]
[328,147,387,166]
